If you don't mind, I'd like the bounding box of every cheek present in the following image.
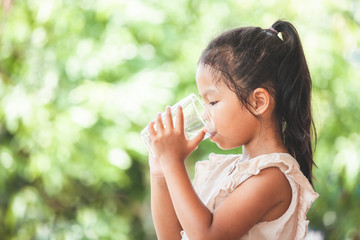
[214,105,256,135]
[212,103,241,126]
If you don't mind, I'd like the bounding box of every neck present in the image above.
[242,121,288,161]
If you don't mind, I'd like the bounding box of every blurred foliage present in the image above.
[0,0,359,239]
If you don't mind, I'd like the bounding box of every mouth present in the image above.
[208,132,216,140]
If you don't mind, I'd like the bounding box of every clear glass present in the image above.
[141,94,214,157]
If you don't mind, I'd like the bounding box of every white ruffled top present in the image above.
[180,153,319,240]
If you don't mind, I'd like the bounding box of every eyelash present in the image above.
[209,101,217,106]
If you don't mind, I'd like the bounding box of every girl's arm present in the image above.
[149,107,292,240]
[150,174,182,239]
[148,152,182,239]
[163,162,291,240]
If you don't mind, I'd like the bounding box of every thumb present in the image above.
[189,129,207,151]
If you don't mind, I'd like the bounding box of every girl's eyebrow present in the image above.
[200,88,218,98]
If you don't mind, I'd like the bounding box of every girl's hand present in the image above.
[148,106,206,167]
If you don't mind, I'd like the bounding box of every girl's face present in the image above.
[196,64,259,150]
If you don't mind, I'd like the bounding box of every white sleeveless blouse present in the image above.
[180,153,318,240]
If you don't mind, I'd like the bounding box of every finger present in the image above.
[189,129,207,150]
[164,106,174,129]
[155,112,165,132]
[175,106,184,133]
[148,121,156,138]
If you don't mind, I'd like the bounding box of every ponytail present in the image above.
[271,20,316,186]
[199,20,316,185]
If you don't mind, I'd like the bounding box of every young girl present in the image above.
[147,20,318,240]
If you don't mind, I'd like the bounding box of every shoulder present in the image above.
[239,166,292,204]
[209,165,292,237]
[224,167,292,224]
[239,155,293,219]
[257,167,292,209]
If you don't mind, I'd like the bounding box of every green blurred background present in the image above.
[0,0,359,239]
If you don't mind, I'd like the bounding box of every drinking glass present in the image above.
[141,94,214,157]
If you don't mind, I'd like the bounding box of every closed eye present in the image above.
[209,101,218,106]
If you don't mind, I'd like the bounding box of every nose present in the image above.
[202,107,214,124]
[201,109,206,119]
[201,108,215,132]
[201,109,210,122]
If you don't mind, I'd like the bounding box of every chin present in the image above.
[211,135,242,150]
[215,142,238,150]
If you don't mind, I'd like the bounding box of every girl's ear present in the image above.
[250,88,271,115]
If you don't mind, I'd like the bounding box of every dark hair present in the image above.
[199,20,317,185]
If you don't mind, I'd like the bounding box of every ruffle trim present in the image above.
[193,153,243,192]
[295,183,319,239]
